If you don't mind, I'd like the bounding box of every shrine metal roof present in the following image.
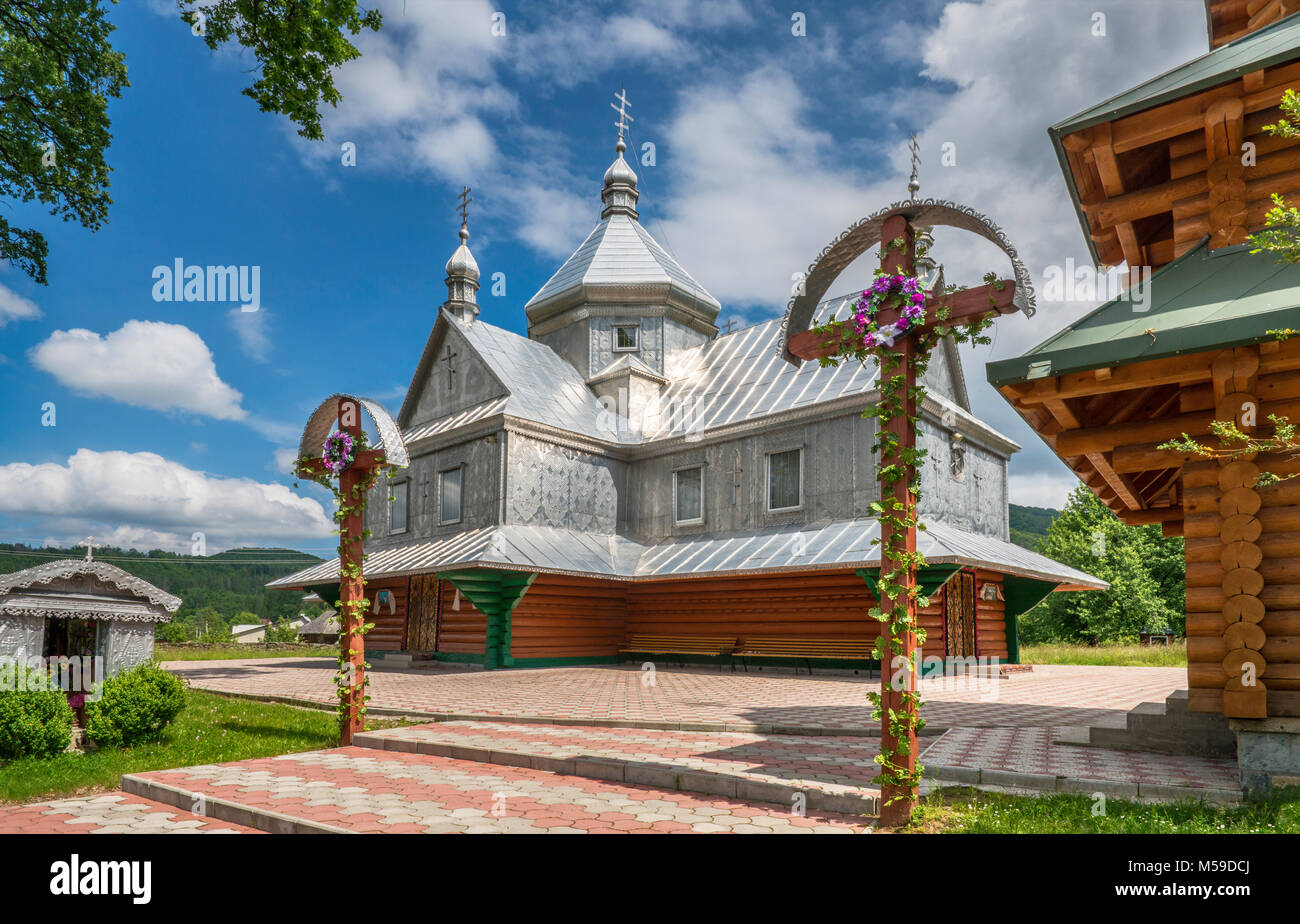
[266,517,1105,590]
[987,239,1300,386]
[524,214,721,318]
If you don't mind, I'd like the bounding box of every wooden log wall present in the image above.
[508,574,626,661]
[1184,346,1300,718]
[974,571,1009,660]
[436,579,486,654]
[361,577,408,651]
[626,570,879,644]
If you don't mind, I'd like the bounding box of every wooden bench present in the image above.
[620,635,735,667]
[732,637,875,674]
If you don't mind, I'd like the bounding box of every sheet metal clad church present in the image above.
[271,127,1102,669]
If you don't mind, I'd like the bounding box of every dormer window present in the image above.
[613,324,639,352]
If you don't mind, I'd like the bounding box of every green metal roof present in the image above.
[987,238,1300,386]
[1050,11,1300,266]
[1052,13,1300,137]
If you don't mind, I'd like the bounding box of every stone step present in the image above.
[1084,690,1237,758]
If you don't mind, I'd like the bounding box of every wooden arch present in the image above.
[779,199,1036,364]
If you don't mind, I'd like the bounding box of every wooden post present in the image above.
[338,397,366,746]
[877,214,919,825]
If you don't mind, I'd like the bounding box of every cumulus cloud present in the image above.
[0,282,41,326]
[227,306,271,361]
[0,449,332,553]
[1008,471,1084,511]
[28,320,247,421]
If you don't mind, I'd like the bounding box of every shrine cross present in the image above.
[785,214,1019,827]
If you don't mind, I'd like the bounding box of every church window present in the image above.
[613,324,639,351]
[439,466,463,525]
[390,481,408,533]
[674,465,704,525]
[766,448,802,512]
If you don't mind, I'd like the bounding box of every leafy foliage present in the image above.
[0,0,128,284]
[1249,88,1300,262]
[1019,486,1184,644]
[179,0,383,140]
[0,669,76,759]
[84,663,186,748]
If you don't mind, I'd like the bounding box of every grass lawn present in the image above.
[1021,641,1187,667]
[0,689,410,804]
[156,642,337,661]
[904,787,1300,833]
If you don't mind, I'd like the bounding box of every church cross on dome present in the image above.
[611,87,634,144]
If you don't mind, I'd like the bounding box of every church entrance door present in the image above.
[406,574,441,652]
[943,571,977,658]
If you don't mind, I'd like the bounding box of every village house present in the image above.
[270,115,1102,671]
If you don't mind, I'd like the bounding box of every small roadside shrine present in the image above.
[779,193,1036,824]
[0,552,181,694]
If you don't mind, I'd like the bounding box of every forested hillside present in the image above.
[0,544,323,638]
[1009,503,1058,551]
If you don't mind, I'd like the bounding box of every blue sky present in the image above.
[0,0,1211,553]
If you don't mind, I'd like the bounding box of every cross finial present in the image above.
[611,87,634,145]
[79,536,96,562]
[456,186,473,228]
[907,133,921,201]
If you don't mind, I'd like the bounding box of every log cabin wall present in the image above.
[436,579,486,655]
[508,574,626,661]
[625,570,879,644]
[974,571,1010,660]
[361,577,408,651]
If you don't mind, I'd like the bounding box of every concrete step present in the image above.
[1084,690,1237,758]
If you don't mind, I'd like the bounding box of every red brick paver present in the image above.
[133,747,867,833]
[162,660,1185,731]
[359,719,1239,795]
[0,792,260,834]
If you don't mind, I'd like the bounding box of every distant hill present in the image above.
[0,544,323,626]
[1009,504,1059,551]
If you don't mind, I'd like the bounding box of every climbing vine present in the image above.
[810,240,995,801]
[295,429,402,734]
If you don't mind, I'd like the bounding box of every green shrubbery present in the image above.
[85,663,186,748]
[0,668,76,759]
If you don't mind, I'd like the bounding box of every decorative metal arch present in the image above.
[298,393,410,468]
[779,198,1036,364]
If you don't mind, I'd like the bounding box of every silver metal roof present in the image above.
[524,214,721,316]
[267,517,1106,590]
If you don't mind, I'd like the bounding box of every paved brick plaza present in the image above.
[129,748,864,833]
[162,659,1186,730]
[0,661,1232,834]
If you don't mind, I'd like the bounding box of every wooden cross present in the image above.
[79,536,96,562]
[611,87,634,142]
[787,214,1019,826]
[457,186,472,226]
[724,452,743,505]
[294,397,391,747]
[442,345,458,389]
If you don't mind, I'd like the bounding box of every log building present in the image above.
[990,3,1300,791]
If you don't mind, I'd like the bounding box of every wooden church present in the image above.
[270,100,1102,673]
[989,2,1300,790]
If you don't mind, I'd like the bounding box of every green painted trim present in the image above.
[856,564,962,600]
[305,583,341,608]
[438,569,537,669]
[1001,576,1058,665]
[506,655,620,668]
[429,651,484,665]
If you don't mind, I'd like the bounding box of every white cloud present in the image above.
[0,283,41,326]
[272,447,299,475]
[227,306,271,361]
[1008,470,1083,511]
[0,449,332,553]
[28,320,247,421]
